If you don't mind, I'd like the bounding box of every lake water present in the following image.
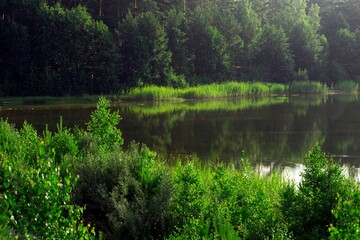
[1,94,360,182]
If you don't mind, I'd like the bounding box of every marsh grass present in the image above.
[124,82,288,101]
[333,80,359,93]
[289,81,328,94]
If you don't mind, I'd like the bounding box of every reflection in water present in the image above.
[1,95,360,175]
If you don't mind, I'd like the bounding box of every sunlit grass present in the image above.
[123,82,288,101]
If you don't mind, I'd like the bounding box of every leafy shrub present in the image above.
[169,160,289,240]
[0,119,20,155]
[44,118,78,163]
[87,97,123,150]
[18,122,40,164]
[329,190,360,239]
[281,146,352,240]
[167,72,188,88]
[170,160,204,227]
[75,142,173,239]
[0,140,94,239]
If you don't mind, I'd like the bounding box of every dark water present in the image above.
[1,95,360,181]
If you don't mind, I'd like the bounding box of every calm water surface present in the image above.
[1,95,360,181]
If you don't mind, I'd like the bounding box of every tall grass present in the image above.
[333,80,359,93]
[123,82,288,101]
[289,81,328,94]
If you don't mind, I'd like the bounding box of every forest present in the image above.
[1,0,360,96]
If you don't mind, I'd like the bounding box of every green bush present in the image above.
[170,160,204,227]
[0,119,20,155]
[0,123,93,239]
[281,145,352,240]
[87,97,123,150]
[44,118,78,163]
[75,142,173,239]
[329,190,360,239]
[168,160,289,240]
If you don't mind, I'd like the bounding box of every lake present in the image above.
[1,94,360,182]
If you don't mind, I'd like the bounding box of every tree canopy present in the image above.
[1,0,360,96]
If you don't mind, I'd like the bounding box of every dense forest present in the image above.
[1,0,360,96]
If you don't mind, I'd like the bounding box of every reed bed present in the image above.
[124,82,288,101]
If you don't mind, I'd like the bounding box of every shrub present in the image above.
[75,142,173,239]
[281,146,352,240]
[329,190,360,239]
[0,119,20,155]
[87,97,123,150]
[45,118,78,163]
[0,141,94,239]
[170,159,207,228]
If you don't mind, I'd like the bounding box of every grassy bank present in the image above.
[288,81,328,94]
[122,82,288,101]
[1,98,360,239]
[121,81,335,101]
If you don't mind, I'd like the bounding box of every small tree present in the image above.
[87,97,123,150]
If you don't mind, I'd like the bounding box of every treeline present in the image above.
[1,0,360,96]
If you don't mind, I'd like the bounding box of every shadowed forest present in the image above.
[1,0,360,96]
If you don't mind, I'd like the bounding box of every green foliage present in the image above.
[86,97,123,149]
[75,142,172,239]
[281,145,353,240]
[257,24,295,83]
[289,81,327,94]
[165,10,189,76]
[187,7,231,81]
[2,96,360,240]
[118,12,178,88]
[124,82,288,101]
[0,119,20,155]
[2,0,360,95]
[0,223,14,239]
[0,2,117,96]
[45,118,78,163]
[333,80,359,93]
[332,28,360,80]
[329,191,360,239]
[294,69,310,82]
[0,121,94,239]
